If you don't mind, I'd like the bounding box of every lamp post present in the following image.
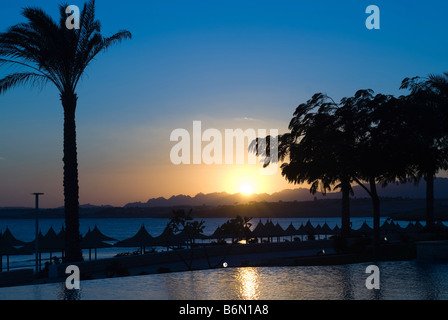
[32,193,44,273]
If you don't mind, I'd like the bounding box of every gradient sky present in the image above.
[1,0,448,208]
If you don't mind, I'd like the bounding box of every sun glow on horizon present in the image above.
[240,183,254,195]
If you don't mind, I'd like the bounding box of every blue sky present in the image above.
[1,0,448,207]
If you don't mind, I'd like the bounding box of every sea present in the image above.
[1,217,448,300]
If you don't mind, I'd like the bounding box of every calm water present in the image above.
[0,217,397,270]
[0,261,447,300]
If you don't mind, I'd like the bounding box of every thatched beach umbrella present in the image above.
[314,224,322,239]
[251,220,266,242]
[154,225,186,248]
[24,227,64,252]
[209,225,235,242]
[263,220,277,242]
[0,233,32,272]
[86,225,116,242]
[303,220,315,238]
[81,225,116,260]
[404,221,415,233]
[332,224,340,235]
[434,221,448,232]
[406,221,425,233]
[381,220,399,234]
[1,227,25,247]
[320,222,333,238]
[285,222,298,241]
[393,221,404,233]
[81,231,113,261]
[274,222,286,241]
[356,221,373,234]
[41,227,65,251]
[296,223,306,240]
[176,225,209,247]
[22,227,65,268]
[0,234,18,272]
[114,225,154,254]
[415,221,425,232]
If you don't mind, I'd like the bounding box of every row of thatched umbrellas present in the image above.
[0,224,199,271]
[1,219,447,272]
[0,225,118,271]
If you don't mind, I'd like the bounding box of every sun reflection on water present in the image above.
[236,267,259,300]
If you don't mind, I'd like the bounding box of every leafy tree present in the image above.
[215,216,252,242]
[252,93,356,236]
[400,74,448,230]
[342,90,413,245]
[168,208,206,247]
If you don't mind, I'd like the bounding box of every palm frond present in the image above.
[0,0,131,96]
[0,72,50,95]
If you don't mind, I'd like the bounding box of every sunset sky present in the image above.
[1,0,448,208]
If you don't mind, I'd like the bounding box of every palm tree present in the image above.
[0,1,131,261]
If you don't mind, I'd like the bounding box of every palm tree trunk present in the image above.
[341,178,351,237]
[369,177,380,248]
[61,91,83,262]
[425,172,435,231]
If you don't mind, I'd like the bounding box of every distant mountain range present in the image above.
[124,178,448,208]
[1,178,446,212]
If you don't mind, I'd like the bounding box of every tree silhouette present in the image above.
[0,0,131,261]
[252,73,448,241]
[215,216,252,242]
[252,93,357,236]
[343,90,414,245]
[400,74,448,230]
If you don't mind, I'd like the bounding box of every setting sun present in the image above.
[240,183,254,195]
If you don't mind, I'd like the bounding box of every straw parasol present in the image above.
[0,233,32,272]
[314,224,322,239]
[332,224,340,235]
[24,227,65,252]
[114,225,154,254]
[296,223,306,240]
[381,220,400,234]
[320,222,333,238]
[263,220,277,241]
[414,221,425,232]
[434,221,448,232]
[210,226,229,240]
[303,220,315,236]
[251,220,267,242]
[1,227,25,247]
[274,222,287,241]
[154,225,186,248]
[356,221,373,234]
[285,222,298,241]
[21,227,66,268]
[85,225,116,242]
[81,226,115,260]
